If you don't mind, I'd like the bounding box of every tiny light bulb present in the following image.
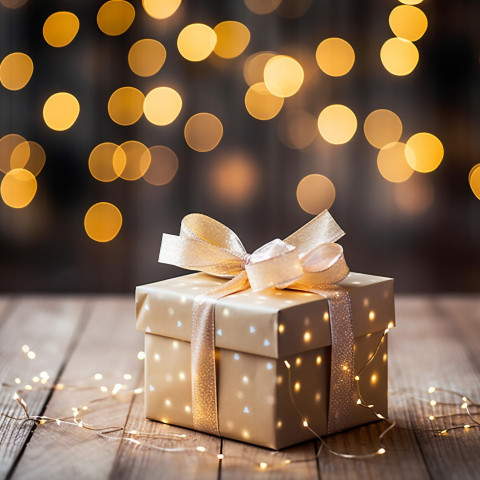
[376,413,385,419]
[440,429,448,435]
[217,454,224,460]
[134,388,143,394]
[464,425,470,429]
[462,396,467,402]
[260,462,268,470]
[303,420,308,427]
[357,399,362,405]
[13,392,19,400]
[196,446,206,452]
[284,360,291,369]
[94,373,103,381]
[428,387,436,394]
[378,448,386,455]
[355,376,360,381]
[430,400,437,406]
[428,415,435,421]
[461,402,468,409]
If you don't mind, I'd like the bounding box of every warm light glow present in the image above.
[177,24,217,62]
[394,174,435,215]
[108,86,144,126]
[213,21,250,59]
[430,400,437,406]
[143,146,179,186]
[0,134,28,174]
[144,86,182,126]
[317,104,357,145]
[277,109,317,150]
[89,142,125,182]
[142,0,181,19]
[369,311,375,321]
[10,141,45,176]
[295,357,302,366]
[84,202,122,242]
[389,5,428,42]
[315,38,355,77]
[43,11,79,47]
[294,381,301,392]
[296,174,335,214]
[1,168,37,208]
[259,462,268,470]
[370,373,378,385]
[43,92,80,131]
[303,331,311,342]
[278,324,285,333]
[469,164,480,200]
[0,52,33,91]
[377,142,414,183]
[245,82,284,120]
[97,0,135,36]
[128,39,166,77]
[364,109,403,149]
[264,55,304,97]
[184,113,223,152]
[244,0,281,15]
[398,0,423,4]
[243,51,276,86]
[316,355,322,365]
[113,141,151,181]
[380,38,419,76]
[405,132,444,173]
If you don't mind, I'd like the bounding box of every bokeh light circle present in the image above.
[277,110,317,150]
[43,11,80,47]
[243,0,281,15]
[143,86,182,126]
[405,132,444,173]
[377,142,414,183]
[11,141,45,176]
[245,82,284,120]
[243,51,276,86]
[128,39,166,77]
[0,0,28,8]
[317,104,357,145]
[264,55,304,98]
[0,52,33,91]
[389,5,428,42]
[177,24,217,62]
[143,146,179,186]
[108,86,145,126]
[142,0,181,19]
[184,113,223,152]
[97,0,135,36]
[398,0,423,4]
[315,38,355,77]
[213,21,250,59]
[469,164,480,200]
[43,92,80,131]
[380,37,419,76]
[113,141,151,180]
[1,168,37,208]
[364,109,403,149]
[84,202,122,242]
[0,134,27,173]
[89,142,126,182]
[296,174,335,214]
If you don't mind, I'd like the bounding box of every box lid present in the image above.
[136,272,395,359]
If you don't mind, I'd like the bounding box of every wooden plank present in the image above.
[110,390,222,480]
[0,296,87,479]
[11,297,143,480]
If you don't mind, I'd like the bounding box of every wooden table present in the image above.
[0,296,479,479]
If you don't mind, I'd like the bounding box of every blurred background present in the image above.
[0,0,479,293]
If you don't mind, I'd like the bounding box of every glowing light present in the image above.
[364,109,403,149]
[15,378,21,384]
[97,0,135,36]
[380,38,419,76]
[123,373,132,380]
[295,357,302,366]
[284,360,291,369]
[263,55,304,98]
[277,110,317,150]
[245,82,284,120]
[278,324,285,333]
[377,142,414,183]
[389,5,428,42]
[296,174,335,215]
[177,24,216,62]
[398,0,423,4]
[303,331,311,343]
[243,51,276,86]
[317,104,357,145]
[370,374,378,385]
[144,86,182,126]
[94,373,103,380]
[137,351,145,360]
[405,132,444,173]
[1,169,37,208]
[428,415,435,420]
[134,388,143,394]
[316,355,322,365]
[89,142,125,182]
[355,375,360,381]
[461,402,468,409]
[294,382,301,392]
[108,87,144,126]
[184,113,223,152]
[84,202,122,242]
[27,351,36,359]
[43,11,79,47]
[394,174,434,215]
[113,141,151,181]
[128,39,166,77]
[378,448,386,455]
[143,146,178,186]
[259,462,268,470]
[43,92,80,131]
[244,0,280,15]
[24,384,32,390]
[0,52,33,91]
[315,38,355,77]
[217,454,224,460]
[430,400,437,406]
[213,21,250,59]
[469,164,480,200]
[142,0,181,19]
[303,419,309,427]
[323,312,329,321]
[10,141,46,176]
[0,134,27,173]
[369,311,375,321]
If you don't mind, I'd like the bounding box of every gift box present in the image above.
[136,270,395,449]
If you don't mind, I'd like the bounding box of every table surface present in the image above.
[0,295,479,480]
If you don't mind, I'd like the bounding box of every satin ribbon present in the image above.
[159,210,355,436]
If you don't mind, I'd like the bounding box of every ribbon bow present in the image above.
[159,210,355,436]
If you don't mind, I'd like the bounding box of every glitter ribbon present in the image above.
[159,210,354,436]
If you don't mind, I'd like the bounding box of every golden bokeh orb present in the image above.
[398,0,423,4]
[177,23,217,62]
[113,141,151,181]
[364,109,403,149]
[389,5,428,42]
[264,55,304,98]
[43,92,80,131]
[277,110,317,150]
[84,202,122,242]
[1,168,37,208]
[296,174,335,215]
[11,141,45,176]
[245,82,284,120]
[142,0,181,19]
[143,86,182,126]
[0,52,33,91]
[43,11,80,47]
[243,51,276,86]
[143,146,179,186]
[184,113,223,152]
[317,104,357,145]
[128,39,166,77]
[405,132,444,173]
[469,164,480,200]
[315,38,355,77]
[89,142,126,182]
[243,0,281,15]
[0,134,27,173]
[377,142,414,183]
[380,37,419,76]
[97,0,135,36]
[0,0,28,8]
[213,21,250,59]
[108,86,145,126]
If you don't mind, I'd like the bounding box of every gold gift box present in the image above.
[136,272,395,449]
